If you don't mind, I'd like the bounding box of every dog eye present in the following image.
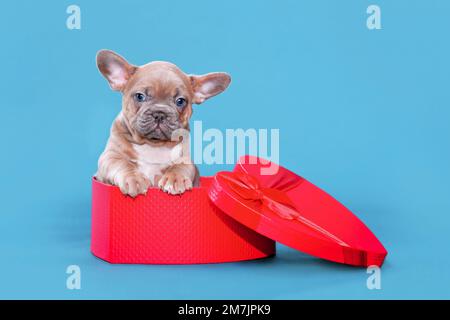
[175,97,187,108]
[134,92,146,102]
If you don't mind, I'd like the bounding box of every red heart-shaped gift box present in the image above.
[91,156,387,266]
[91,176,275,264]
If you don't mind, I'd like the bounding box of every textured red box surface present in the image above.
[91,177,275,264]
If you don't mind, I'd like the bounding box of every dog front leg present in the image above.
[158,163,198,195]
[96,150,150,197]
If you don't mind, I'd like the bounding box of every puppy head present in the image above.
[96,50,231,142]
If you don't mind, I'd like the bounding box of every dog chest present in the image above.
[132,143,182,181]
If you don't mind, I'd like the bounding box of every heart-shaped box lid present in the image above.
[208,155,387,267]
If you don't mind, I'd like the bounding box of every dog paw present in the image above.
[158,171,193,195]
[118,173,150,198]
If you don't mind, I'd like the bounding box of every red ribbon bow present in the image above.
[217,171,349,246]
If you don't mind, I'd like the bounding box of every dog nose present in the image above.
[152,112,166,123]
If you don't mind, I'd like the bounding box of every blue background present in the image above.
[1,0,449,299]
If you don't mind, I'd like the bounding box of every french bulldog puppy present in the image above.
[95,50,231,197]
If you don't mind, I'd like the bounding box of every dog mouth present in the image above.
[136,119,181,141]
[145,125,171,141]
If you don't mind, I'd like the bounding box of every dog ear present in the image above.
[190,72,231,104]
[96,50,137,91]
